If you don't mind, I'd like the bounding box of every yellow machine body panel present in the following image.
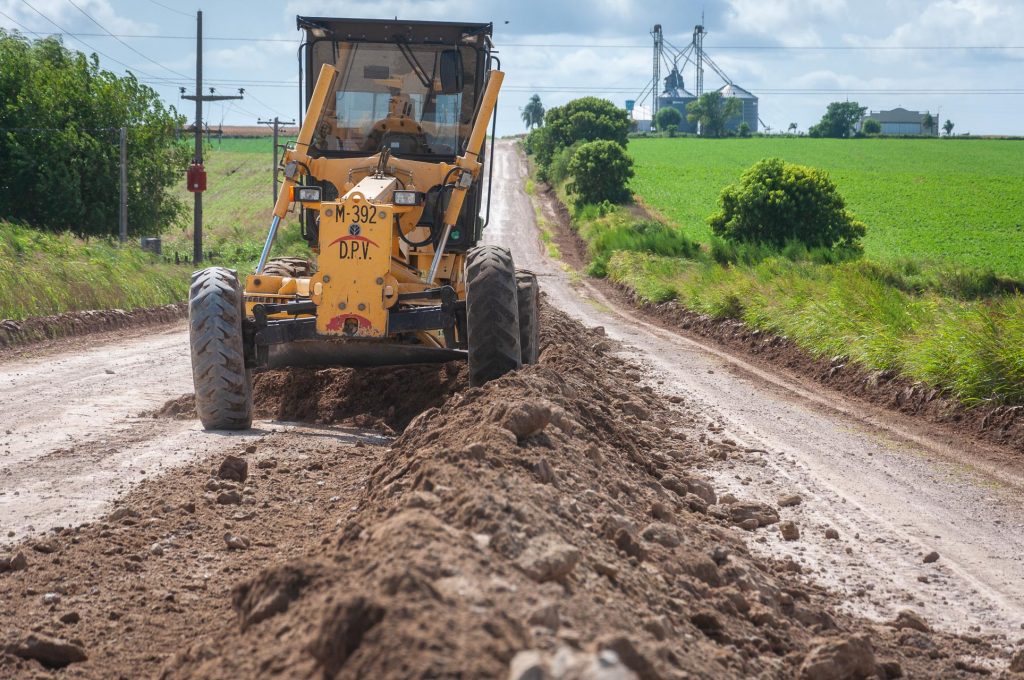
[311,185,395,337]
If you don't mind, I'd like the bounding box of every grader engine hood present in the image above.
[311,177,397,337]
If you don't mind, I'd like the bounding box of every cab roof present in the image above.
[296,16,492,45]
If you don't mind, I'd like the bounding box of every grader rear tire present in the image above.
[260,257,313,278]
[516,270,540,365]
[466,245,522,387]
[188,267,253,430]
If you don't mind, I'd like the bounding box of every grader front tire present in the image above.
[188,267,253,430]
[466,246,522,387]
[260,257,314,278]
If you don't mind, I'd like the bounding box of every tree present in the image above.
[808,101,867,138]
[943,119,955,137]
[686,91,742,138]
[528,97,630,176]
[709,158,866,252]
[922,113,935,136]
[738,122,752,137]
[0,30,189,236]
[862,118,882,135]
[788,122,798,134]
[654,106,682,133]
[566,139,634,205]
[521,94,544,130]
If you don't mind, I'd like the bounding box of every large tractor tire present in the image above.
[188,267,253,430]
[261,257,313,278]
[516,270,540,365]
[466,245,522,387]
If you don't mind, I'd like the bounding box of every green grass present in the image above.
[164,136,309,271]
[629,137,1024,277]
[607,250,1024,406]
[0,221,190,320]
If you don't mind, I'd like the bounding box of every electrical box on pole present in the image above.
[181,9,243,264]
[258,116,296,203]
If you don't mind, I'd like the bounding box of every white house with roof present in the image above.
[862,108,938,136]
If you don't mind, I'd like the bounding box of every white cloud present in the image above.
[724,0,848,46]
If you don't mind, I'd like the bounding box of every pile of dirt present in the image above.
[252,362,466,432]
[0,303,186,349]
[154,305,1004,678]
[151,362,466,432]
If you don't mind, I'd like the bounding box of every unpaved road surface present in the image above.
[484,140,1024,636]
[0,140,1022,677]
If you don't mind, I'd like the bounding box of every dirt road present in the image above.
[484,140,1024,636]
[1,138,1022,659]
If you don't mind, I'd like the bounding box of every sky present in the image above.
[1,0,1022,136]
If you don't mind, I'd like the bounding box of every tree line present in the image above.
[0,30,189,237]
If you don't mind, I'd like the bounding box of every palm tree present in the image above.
[521,94,544,130]
[788,122,798,134]
[943,119,955,137]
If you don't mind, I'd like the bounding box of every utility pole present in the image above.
[118,126,127,243]
[258,116,296,203]
[650,24,662,120]
[181,10,243,264]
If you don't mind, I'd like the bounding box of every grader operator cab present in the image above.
[187,17,538,430]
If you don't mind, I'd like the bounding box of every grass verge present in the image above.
[0,221,190,320]
[541,172,1024,408]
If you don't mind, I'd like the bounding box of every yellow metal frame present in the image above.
[244,63,504,343]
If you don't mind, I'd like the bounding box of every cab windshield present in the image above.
[310,42,480,158]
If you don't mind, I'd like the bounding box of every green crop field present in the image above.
[629,138,1024,277]
[164,136,305,266]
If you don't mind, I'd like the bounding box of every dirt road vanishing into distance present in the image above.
[0,140,1022,677]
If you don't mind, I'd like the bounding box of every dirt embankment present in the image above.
[0,303,186,350]
[2,302,1008,678]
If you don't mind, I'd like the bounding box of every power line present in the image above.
[18,0,158,79]
[0,8,43,37]
[146,0,192,19]
[65,0,192,80]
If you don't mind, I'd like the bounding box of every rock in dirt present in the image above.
[549,646,638,680]
[799,635,875,680]
[509,649,549,680]
[891,609,930,633]
[223,533,250,551]
[31,537,59,554]
[518,536,580,583]
[7,632,87,668]
[778,493,803,508]
[779,520,800,541]
[527,602,560,630]
[217,455,248,483]
[216,490,242,505]
[923,551,940,564]
[59,611,80,624]
[600,636,659,680]
[502,401,553,441]
[728,501,779,528]
[824,528,840,540]
[257,458,277,470]
[641,522,681,548]
[9,550,28,571]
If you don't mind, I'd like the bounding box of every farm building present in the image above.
[657,67,698,134]
[718,84,758,133]
[863,108,938,136]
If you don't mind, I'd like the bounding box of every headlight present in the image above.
[295,186,322,202]
[393,190,423,206]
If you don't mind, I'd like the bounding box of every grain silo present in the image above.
[717,84,758,133]
[658,67,698,133]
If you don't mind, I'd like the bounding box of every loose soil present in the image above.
[1,304,1011,678]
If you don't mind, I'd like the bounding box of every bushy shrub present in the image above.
[566,140,634,206]
[525,97,630,180]
[654,106,682,132]
[709,157,867,251]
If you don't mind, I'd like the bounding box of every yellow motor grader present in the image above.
[187,17,538,430]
